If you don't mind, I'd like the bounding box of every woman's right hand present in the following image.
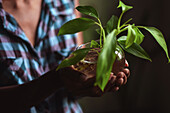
[57,65,130,97]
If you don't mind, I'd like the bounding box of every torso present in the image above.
[0,0,80,112]
[2,0,42,46]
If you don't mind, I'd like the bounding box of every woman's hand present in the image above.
[57,60,130,97]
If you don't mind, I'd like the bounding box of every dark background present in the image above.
[78,0,170,113]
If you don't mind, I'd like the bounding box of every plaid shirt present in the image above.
[0,0,83,113]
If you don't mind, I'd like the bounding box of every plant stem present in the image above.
[95,20,106,48]
[119,24,129,30]
[136,26,144,29]
[102,27,106,43]
[99,26,103,48]
[90,49,100,55]
[117,26,128,35]
[98,19,106,44]
[117,12,124,31]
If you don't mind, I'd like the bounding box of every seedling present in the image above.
[57,0,170,91]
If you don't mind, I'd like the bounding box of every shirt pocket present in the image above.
[0,57,26,86]
[0,57,23,71]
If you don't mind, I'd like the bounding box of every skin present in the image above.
[2,0,42,46]
[0,0,130,113]
[74,0,84,45]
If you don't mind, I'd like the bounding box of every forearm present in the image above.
[0,70,63,113]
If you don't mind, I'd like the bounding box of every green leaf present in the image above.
[90,40,100,48]
[106,15,118,34]
[133,26,144,44]
[56,48,90,70]
[76,6,98,18]
[58,18,95,35]
[139,26,170,62]
[118,36,152,61]
[95,30,117,91]
[117,35,127,41]
[125,25,136,48]
[117,0,133,14]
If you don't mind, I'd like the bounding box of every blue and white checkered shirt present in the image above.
[0,0,83,112]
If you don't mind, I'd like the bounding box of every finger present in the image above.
[113,86,119,92]
[109,86,119,92]
[115,78,124,86]
[122,68,130,78]
[117,71,127,85]
[104,73,116,92]
[123,75,127,85]
[117,72,126,78]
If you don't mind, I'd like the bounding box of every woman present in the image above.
[0,0,130,113]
